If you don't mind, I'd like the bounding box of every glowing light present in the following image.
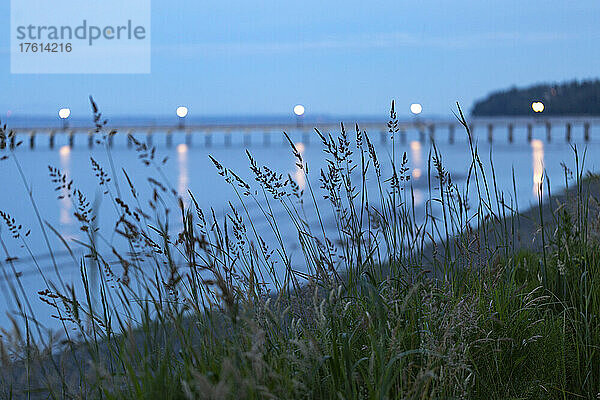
[410,103,423,115]
[58,108,71,119]
[293,104,305,116]
[176,106,189,118]
[532,101,545,113]
[59,145,71,156]
[412,168,422,179]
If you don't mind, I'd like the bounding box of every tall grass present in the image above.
[0,100,599,399]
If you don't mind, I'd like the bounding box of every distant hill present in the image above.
[471,80,600,116]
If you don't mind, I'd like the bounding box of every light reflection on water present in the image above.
[410,140,422,179]
[292,142,306,191]
[59,145,72,226]
[177,143,189,206]
[413,188,424,206]
[531,139,545,199]
[409,140,424,206]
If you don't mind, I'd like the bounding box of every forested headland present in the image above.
[472,80,600,116]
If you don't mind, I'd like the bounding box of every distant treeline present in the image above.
[472,80,600,116]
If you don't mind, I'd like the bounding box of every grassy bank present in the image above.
[1,101,599,399]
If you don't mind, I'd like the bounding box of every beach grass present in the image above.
[0,100,599,399]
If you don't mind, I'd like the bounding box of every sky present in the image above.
[1,0,599,119]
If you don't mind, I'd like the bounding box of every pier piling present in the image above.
[29,131,35,149]
[127,130,134,148]
[584,122,590,142]
[166,130,173,148]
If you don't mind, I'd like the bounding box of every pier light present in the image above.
[532,101,545,113]
[294,104,305,127]
[59,108,71,129]
[293,104,305,116]
[410,103,423,115]
[176,106,189,118]
[410,103,423,140]
[177,106,189,129]
[58,108,71,119]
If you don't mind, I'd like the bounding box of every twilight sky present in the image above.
[1,0,599,119]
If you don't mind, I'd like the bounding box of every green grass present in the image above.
[0,100,599,399]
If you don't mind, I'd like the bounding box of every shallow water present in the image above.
[1,125,599,333]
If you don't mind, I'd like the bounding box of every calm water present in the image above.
[1,124,599,332]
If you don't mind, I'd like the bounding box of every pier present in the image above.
[2,116,599,150]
